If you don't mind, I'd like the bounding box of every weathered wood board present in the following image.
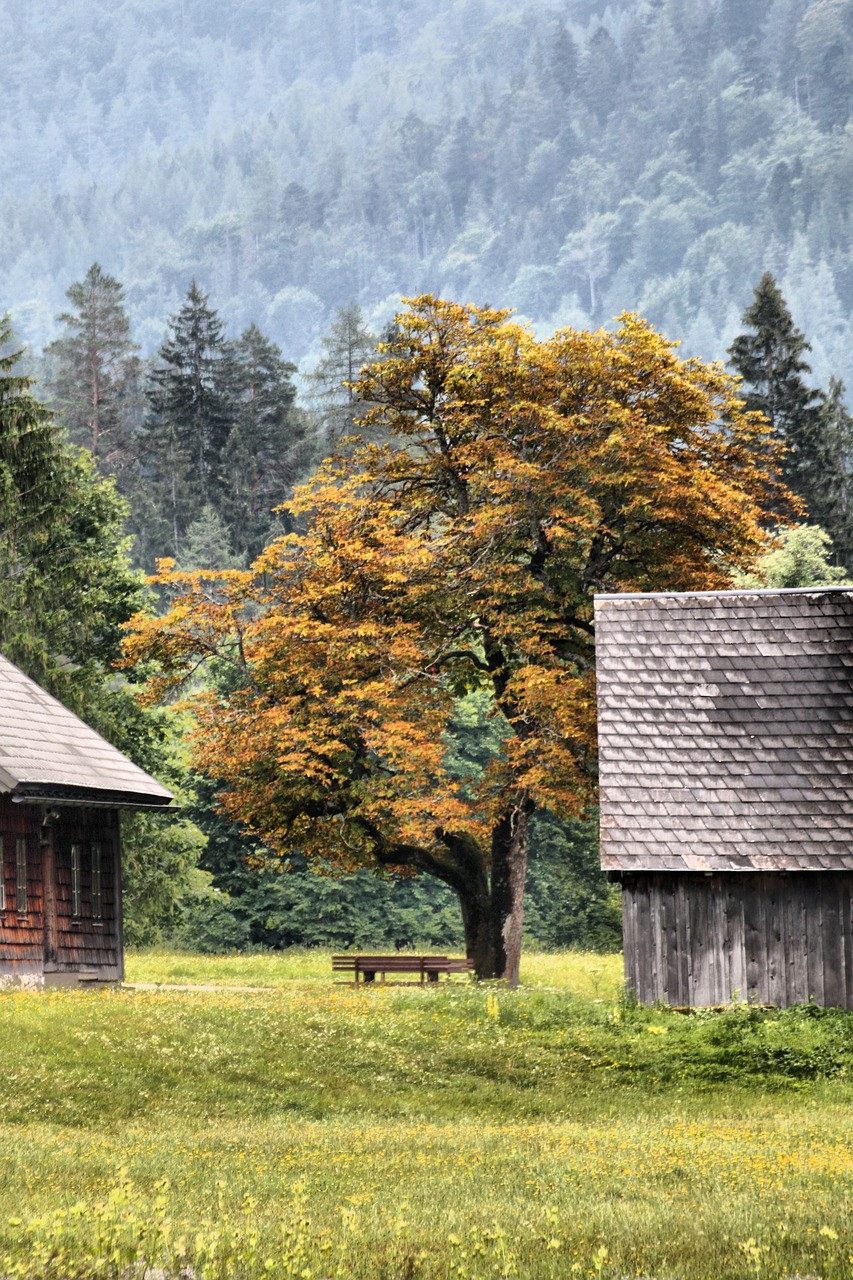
[0,797,122,983]
[622,871,853,1008]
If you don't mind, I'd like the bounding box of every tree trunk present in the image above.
[453,796,532,984]
[488,797,532,987]
[458,874,493,980]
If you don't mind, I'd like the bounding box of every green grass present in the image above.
[125,946,624,997]
[0,952,852,1278]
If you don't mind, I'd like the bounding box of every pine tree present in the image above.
[220,324,307,561]
[44,263,141,480]
[815,377,853,568]
[306,303,377,448]
[727,272,825,515]
[144,281,233,560]
[178,504,244,571]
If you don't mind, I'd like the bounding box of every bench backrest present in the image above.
[331,953,472,973]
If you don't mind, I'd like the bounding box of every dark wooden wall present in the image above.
[0,797,122,983]
[51,807,122,981]
[0,801,44,978]
[622,872,853,1008]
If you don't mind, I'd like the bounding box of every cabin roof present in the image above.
[0,653,173,809]
[594,587,853,872]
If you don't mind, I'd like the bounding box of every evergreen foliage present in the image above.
[0,315,143,716]
[220,323,307,558]
[145,281,233,558]
[305,303,379,449]
[727,272,824,510]
[44,264,141,480]
[7,0,853,396]
[816,377,853,566]
[727,273,853,567]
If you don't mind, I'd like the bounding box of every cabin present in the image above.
[0,652,172,986]
[595,586,853,1008]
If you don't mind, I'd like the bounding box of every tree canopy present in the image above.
[124,297,786,981]
[8,0,853,403]
[44,263,141,478]
[0,314,143,716]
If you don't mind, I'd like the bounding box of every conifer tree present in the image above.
[178,504,244,571]
[0,314,142,714]
[815,377,853,568]
[221,324,307,560]
[727,272,825,515]
[144,281,233,560]
[44,263,141,479]
[306,303,378,447]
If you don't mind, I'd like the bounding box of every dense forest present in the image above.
[3,0,853,391]
[5,0,853,953]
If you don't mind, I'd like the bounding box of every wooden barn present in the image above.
[595,586,853,1008]
[0,652,172,986]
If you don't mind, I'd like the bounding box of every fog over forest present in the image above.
[3,0,853,386]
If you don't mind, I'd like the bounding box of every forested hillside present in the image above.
[4,0,853,388]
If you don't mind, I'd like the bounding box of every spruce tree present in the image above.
[44,263,141,480]
[220,324,307,560]
[306,303,378,448]
[815,377,853,568]
[144,281,233,561]
[727,272,825,516]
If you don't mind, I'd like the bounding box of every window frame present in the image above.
[70,842,82,919]
[15,838,27,915]
[91,842,102,921]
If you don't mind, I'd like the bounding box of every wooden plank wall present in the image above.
[52,807,122,979]
[0,798,122,982]
[0,800,43,976]
[622,872,853,1008]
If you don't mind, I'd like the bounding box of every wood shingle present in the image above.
[595,588,853,875]
[595,587,853,1007]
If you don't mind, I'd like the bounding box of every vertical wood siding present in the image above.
[622,872,853,1008]
[52,808,121,979]
[0,798,122,981]
[0,802,43,974]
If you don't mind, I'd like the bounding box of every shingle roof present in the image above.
[594,587,853,872]
[0,653,173,808]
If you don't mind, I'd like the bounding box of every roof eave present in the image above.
[9,783,175,811]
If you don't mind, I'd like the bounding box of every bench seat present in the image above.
[331,954,473,983]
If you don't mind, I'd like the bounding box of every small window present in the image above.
[71,844,82,918]
[0,836,5,912]
[91,843,102,920]
[15,839,26,915]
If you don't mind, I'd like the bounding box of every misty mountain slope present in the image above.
[2,0,853,389]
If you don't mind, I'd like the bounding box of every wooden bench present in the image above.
[332,954,473,984]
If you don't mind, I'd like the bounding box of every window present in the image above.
[91,843,102,920]
[71,843,82,918]
[0,836,5,912]
[15,839,26,914]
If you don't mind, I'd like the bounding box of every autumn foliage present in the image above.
[123,297,786,980]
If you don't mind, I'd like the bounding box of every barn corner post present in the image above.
[113,809,125,984]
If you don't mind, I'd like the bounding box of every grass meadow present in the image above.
[0,951,851,1279]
